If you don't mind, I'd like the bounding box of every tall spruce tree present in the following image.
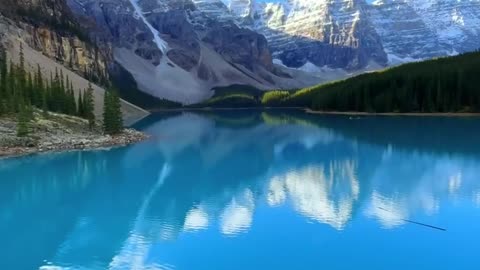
[33,64,44,107]
[85,82,95,130]
[77,90,85,117]
[18,42,26,91]
[16,103,30,137]
[0,49,6,115]
[64,76,76,115]
[9,60,18,112]
[110,89,123,133]
[42,88,49,118]
[103,87,123,135]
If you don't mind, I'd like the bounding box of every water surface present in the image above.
[1,110,479,270]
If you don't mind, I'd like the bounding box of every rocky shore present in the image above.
[0,112,149,159]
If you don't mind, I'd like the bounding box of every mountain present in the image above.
[0,0,149,122]
[241,0,388,69]
[369,0,480,63]
[227,0,480,68]
[67,0,317,104]
[1,0,479,105]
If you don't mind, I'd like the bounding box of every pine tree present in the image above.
[85,82,95,130]
[25,99,34,121]
[9,60,17,112]
[52,68,60,112]
[48,72,54,111]
[103,87,123,135]
[0,49,6,86]
[60,69,65,94]
[103,89,112,134]
[110,89,123,134]
[70,81,77,115]
[18,42,25,85]
[42,88,49,118]
[77,90,85,117]
[33,64,44,107]
[16,103,30,137]
[63,76,76,115]
[26,72,34,105]
[0,49,6,115]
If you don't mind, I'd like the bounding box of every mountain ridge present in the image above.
[1,0,479,105]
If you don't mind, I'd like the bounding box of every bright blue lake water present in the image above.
[1,110,480,270]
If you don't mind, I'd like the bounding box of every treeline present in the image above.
[0,43,123,136]
[278,51,480,113]
[261,91,290,106]
[0,44,95,120]
[195,51,480,113]
[190,85,265,108]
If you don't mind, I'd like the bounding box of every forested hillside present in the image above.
[279,51,480,112]
[0,44,124,136]
[197,51,480,113]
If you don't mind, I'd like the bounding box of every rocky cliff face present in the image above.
[251,0,479,67]
[0,0,110,83]
[247,0,388,70]
[65,0,307,104]
[370,0,480,62]
[27,26,109,82]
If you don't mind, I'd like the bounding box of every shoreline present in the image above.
[0,111,150,160]
[304,109,480,117]
[149,107,304,112]
[0,128,150,160]
[149,107,480,117]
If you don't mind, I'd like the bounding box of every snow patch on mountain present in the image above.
[128,0,168,53]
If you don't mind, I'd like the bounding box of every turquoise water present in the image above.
[1,110,480,270]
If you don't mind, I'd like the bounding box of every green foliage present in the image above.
[211,85,264,98]
[77,90,85,117]
[191,85,265,108]
[0,49,7,115]
[199,94,259,108]
[261,90,291,106]
[103,87,123,135]
[0,43,101,136]
[279,51,480,113]
[84,83,95,130]
[16,103,31,137]
[195,52,480,113]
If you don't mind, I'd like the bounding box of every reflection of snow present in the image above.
[184,207,209,231]
[475,192,480,207]
[267,178,287,206]
[269,161,360,230]
[448,172,462,194]
[220,189,255,236]
[39,266,66,270]
[366,154,480,227]
[109,163,172,270]
[366,192,408,228]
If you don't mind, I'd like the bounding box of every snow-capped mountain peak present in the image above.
[63,0,480,103]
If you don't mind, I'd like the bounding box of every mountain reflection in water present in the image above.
[1,110,479,270]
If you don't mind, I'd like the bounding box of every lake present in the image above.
[1,110,479,270]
